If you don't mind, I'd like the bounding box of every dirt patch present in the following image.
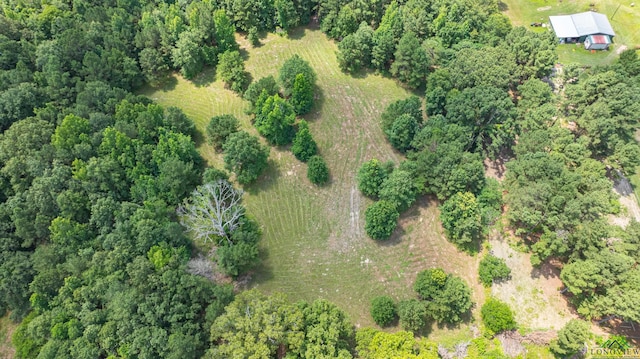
[489,237,576,330]
[609,171,640,228]
[484,157,508,182]
[616,45,629,55]
[0,316,17,359]
[537,6,552,11]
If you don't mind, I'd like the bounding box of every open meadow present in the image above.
[500,0,640,65]
[140,27,484,333]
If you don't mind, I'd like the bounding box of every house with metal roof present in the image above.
[549,11,615,49]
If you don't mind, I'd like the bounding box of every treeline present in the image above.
[0,0,257,358]
[506,52,640,323]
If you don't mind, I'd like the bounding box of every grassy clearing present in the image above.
[500,0,640,65]
[140,26,482,331]
[0,314,16,359]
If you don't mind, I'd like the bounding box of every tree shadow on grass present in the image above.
[287,26,308,40]
[155,75,178,92]
[300,85,326,123]
[243,158,281,195]
[192,67,217,88]
[498,1,509,11]
[245,246,274,288]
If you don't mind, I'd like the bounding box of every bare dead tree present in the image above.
[177,180,245,243]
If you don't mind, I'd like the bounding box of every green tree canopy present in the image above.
[478,254,511,287]
[206,114,239,150]
[365,200,399,240]
[481,298,516,334]
[357,159,393,198]
[255,94,296,145]
[279,54,316,97]
[307,155,329,185]
[291,120,318,162]
[370,296,397,327]
[550,319,590,357]
[223,131,270,184]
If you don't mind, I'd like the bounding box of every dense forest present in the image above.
[0,0,639,357]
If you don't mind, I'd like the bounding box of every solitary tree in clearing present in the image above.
[177,180,245,243]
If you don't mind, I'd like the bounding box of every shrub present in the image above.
[307,155,329,185]
[217,50,249,93]
[385,114,420,153]
[223,131,269,185]
[291,73,314,115]
[207,114,239,149]
[370,296,397,327]
[550,319,591,357]
[414,268,447,300]
[478,255,511,287]
[481,298,516,334]
[440,192,482,248]
[357,159,393,198]
[364,200,399,240]
[279,54,316,97]
[291,120,317,162]
[378,169,417,212]
[397,299,428,332]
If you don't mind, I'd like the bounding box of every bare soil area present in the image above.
[489,236,576,330]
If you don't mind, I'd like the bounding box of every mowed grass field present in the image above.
[140,27,483,332]
[501,0,640,65]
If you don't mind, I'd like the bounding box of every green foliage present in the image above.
[440,192,482,248]
[370,296,397,327]
[414,268,447,300]
[337,22,374,73]
[381,96,423,137]
[291,120,318,162]
[390,32,429,89]
[223,131,270,184]
[248,27,260,46]
[291,73,314,115]
[279,54,316,97]
[445,86,515,158]
[208,291,353,359]
[481,298,516,334]
[255,94,296,145]
[449,47,519,90]
[244,76,279,111]
[355,328,439,359]
[51,114,92,154]
[397,299,428,332]
[207,114,240,149]
[213,9,238,54]
[307,155,329,185]
[217,50,249,93]
[429,276,473,324]
[504,26,557,80]
[298,299,355,358]
[378,169,417,213]
[357,159,393,198]
[550,319,591,357]
[0,82,46,132]
[478,255,511,287]
[385,113,420,153]
[216,242,259,277]
[364,200,399,240]
[172,30,206,79]
[414,269,473,324]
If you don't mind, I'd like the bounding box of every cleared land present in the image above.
[141,27,483,331]
[0,314,16,359]
[500,0,640,65]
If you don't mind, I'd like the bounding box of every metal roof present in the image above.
[549,12,615,38]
